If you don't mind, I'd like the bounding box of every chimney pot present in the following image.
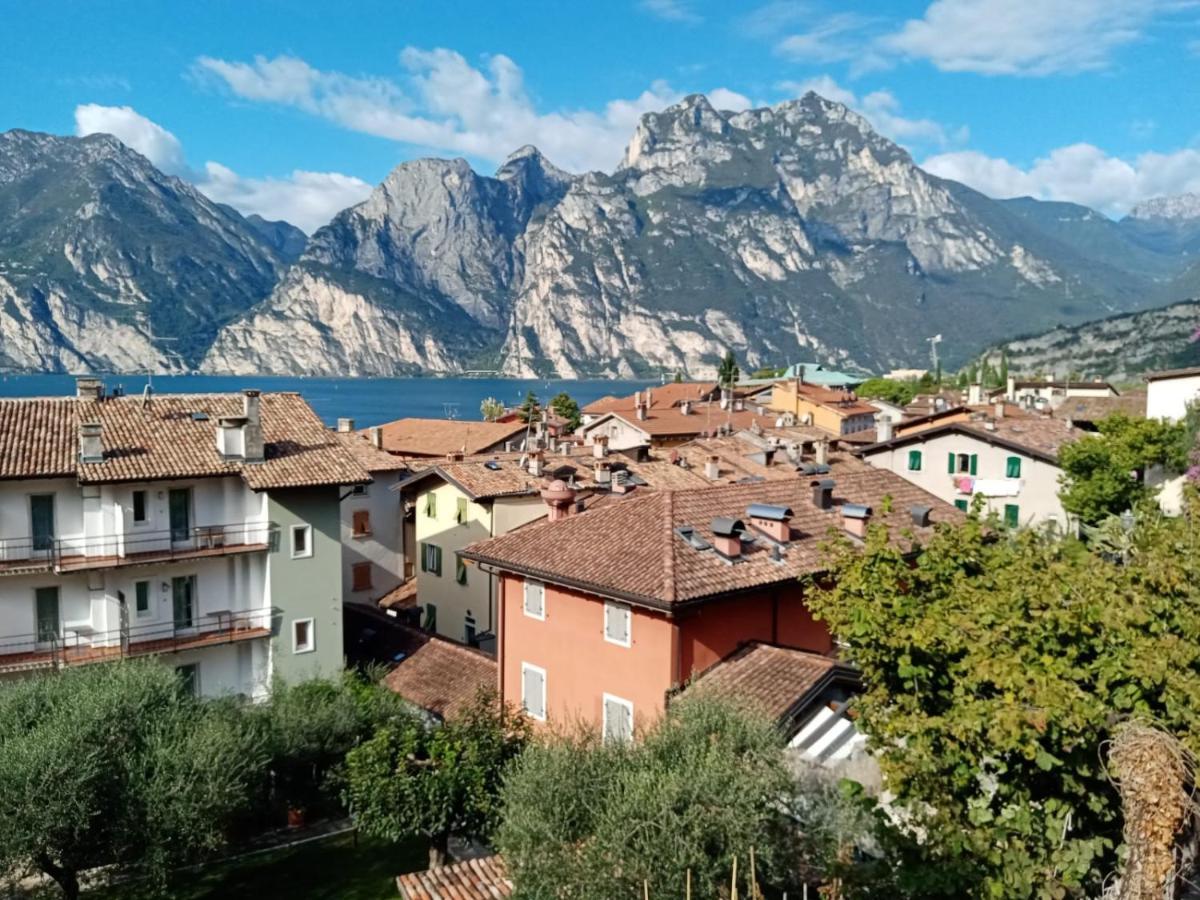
[593,460,611,486]
[593,435,609,458]
[369,426,384,449]
[79,422,104,464]
[876,417,894,442]
[841,503,872,538]
[811,478,834,510]
[75,377,103,401]
[540,479,577,522]
[709,517,745,559]
[241,390,264,462]
[815,439,829,466]
[910,505,932,527]
[704,454,721,480]
[337,417,355,433]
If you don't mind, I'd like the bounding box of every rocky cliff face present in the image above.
[0,129,285,372]
[205,92,1184,378]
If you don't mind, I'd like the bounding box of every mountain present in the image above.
[245,214,307,263]
[0,129,286,372]
[203,93,1193,378]
[977,299,1200,380]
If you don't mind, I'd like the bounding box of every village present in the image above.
[1,360,1198,898]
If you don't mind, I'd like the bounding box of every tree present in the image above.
[516,391,540,424]
[497,694,798,898]
[1058,414,1187,525]
[998,351,1009,386]
[548,392,582,432]
[806,498,1200,898]
[344,691,530,868]
[856,377,919,407]
[717,350,740,388]
[479,397,505,422]
[0,662,264,898]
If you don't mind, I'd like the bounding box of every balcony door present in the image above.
[168,489,191,546]
[34,586,59,647]
[172,575,196,632]
[30,494,54,556]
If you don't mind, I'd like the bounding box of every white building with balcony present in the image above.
[0,379,370,697]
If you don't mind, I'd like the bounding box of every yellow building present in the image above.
[768,380,877,436]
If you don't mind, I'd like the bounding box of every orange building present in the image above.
[768,379,876,436]
[461,474,961,740]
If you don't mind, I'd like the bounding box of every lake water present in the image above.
[0,374,658,427]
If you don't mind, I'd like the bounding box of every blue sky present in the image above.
[3,0,1199,231]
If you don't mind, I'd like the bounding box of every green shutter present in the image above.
[456,497,468,524]
[947,452,956,473]
[954,499,969,512]
[425,492,437,518]
[1004,504,1019,528]
[908,450,922,471]
[969,454,978,476]
[432,545,442,576]
[1006,456,1021,478]
[456,557,468,585]
[419,542,427,572]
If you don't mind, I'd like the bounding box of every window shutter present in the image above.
[352,563,372,591]
[456,557,468,585]
[419,542,427,572]
[524,580,545,618]
[908,450,921,471]
[947,452,956,473]
[605,602,630,644]
[456,497,468,524]
[432,545,442,575]
[522,666,545,719]
[969,454,978,476]
[1004,504,1019,528]
[955,499,968,512]
[604,697,633,743]
[352,510,370,535]
[1006,456,1021,478]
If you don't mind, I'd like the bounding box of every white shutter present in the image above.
[522,664,546,720]
[604,694,633,743]
[523,579,545,619]
[604,602,631,646]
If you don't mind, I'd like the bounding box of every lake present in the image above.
[0,374,658,427]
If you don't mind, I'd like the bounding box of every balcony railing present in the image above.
[0,522,279,575]
[0,606,279,674]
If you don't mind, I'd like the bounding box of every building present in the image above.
[767,380,876,436]
[1051,392,1146,431]
[580,382,720,426]
[1005,376,1117,411]
[460,474,961,740]
[1144,367,1200,423]
[0,379,368,697]
[382,623,497,721]
[332,421,417,607]
[396,856,512,900]
[578,395,776,451]
[369,417,531,458]
[858,410,1077,531]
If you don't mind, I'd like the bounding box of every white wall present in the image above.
[580,417,650,451]
[1147,376,1200,423]
[340,470,405,605]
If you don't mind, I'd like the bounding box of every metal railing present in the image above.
[0,522,279,574]
[0,606,278,671]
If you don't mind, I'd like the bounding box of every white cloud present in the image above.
[775,13,874,63]
[922,144,1200,216]
[73,103,368,232]
[195,50,747,173]
[74,104,187,173]
[882,0,1188,76]
[778,75,966,149]
[708,87,754,111]
[640,0,703,23]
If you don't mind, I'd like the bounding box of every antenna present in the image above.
[142,317,179,391]
[926,334,943,375]
[442,402,460,421]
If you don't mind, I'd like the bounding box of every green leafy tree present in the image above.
[344,692,530,869]
[548,392,582,432]
[1058,414,1187,524]
[673,371,683,383]
[497,694,798,899]
[479,397,505,422]
[516,391,540,424]
[0,662,264,899]
[807,499,1200,898]
[717,350,740,388]
[856,377,919,407]
[998,351,1009,386]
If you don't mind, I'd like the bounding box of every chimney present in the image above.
[968,382,983,405]
[709,517,744,559]
[720,390,730,410]
[216,416,247,459]
[733,397,745,412]
[815,439,829,466]
[594,460,611,487]
[910,505,932,527]
[747,503,793,543]
[680,400,692,416]
[841,503,872,538]
[1006,375,1016,401]
[593,435,609,458]
[876,417,894,442]
[79,422,104,464]
[811,478,834,511]
[994,401,1006,419]
[635,392,648,421]
[446,450,464,463]
[337,417,355,433]
[611,469,630,494]
[704,454,721,480]
[242,390,264,462]
[540,479,577,522]
[369,426,384,449]
[76,377,103,401]
[528,450,544,477]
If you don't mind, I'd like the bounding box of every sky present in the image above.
[3,0,1200,232]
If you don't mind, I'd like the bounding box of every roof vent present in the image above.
[484,460,502,471]
[337,417,355,433]
[675,524,712,552]
[747,503,793,543]
[811,478,835,510]
[191,411,209,422]
[709,517,746,560]
[910,505,932,527]
[841,503,872,539]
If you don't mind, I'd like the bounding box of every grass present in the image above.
[81,832,425,900]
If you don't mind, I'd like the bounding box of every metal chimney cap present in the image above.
[746,503,793,521]
[910,504,933,527]
[710,516,746,537]
[841,503,872,520]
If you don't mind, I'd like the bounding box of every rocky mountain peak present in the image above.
[1128,193,1200,221]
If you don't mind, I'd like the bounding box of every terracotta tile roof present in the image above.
[862,413,1077,463]
[776,381,878,417]
[586,404,777,439]
[1053,392,1146,423]
[1013,379,1115,391]
[0,393,369,489]
[333,430,415,473]
[582,382,719,414]
[396,856,511,900]
[383,625,497,720]
[462,473,963,609]
[693,642,844,723]
[378,579,418,610]
[370,418,529,458]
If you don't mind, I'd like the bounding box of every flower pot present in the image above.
[287,806,306,829]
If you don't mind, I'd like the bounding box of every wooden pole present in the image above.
[731,855,739,900]
[749,847,758,900]
[685,869,691,900]
[643,880,649,900]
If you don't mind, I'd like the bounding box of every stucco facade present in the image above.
[340,469,406,605]
[1146,372,1200,423]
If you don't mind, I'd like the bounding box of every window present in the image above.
[132,490,148,524]
[521,663,546,721]
[603,694,634,744]
[352,509,371,537]
[948,453,977,475]
[456,557,468,585]
[290,524,312,559]
[1004,504,1020,529]
[456,497,468,524]
[604,601,631,647]
[1006,456,1022,479]
[523,579,545,620]
[420,542,442,576]
[423,602,438,632]
[907,450,922,472]
[955,499,969,512]
[352,562,373,592]
[176,663,199,697]
[292,618,315,653]
[464,612,477,645]
[350,483,369,497]
[424,492,437,518]
[134,580,151,618]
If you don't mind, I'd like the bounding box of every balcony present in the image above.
[0,606,278,675]
[0,522,278,576]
